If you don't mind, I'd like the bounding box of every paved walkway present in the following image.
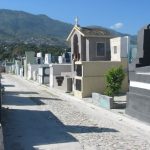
[1,74,150,150]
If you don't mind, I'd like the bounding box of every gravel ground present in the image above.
[1,74,150,150]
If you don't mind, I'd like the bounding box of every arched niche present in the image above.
[72,34,80,61]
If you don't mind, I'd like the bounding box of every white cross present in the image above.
[75,16,79,26]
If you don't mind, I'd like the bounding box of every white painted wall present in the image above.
[110,36,130,61]
[28,64,41,80]
[15,60,21,75]
[38,68,43,76]
[24,51,35,79]
[49,64,71,87]
[20,68,23,77]
[38,76,49,84]
[28,64,48,80]
[33,70,38,81]
[37,66,50,84]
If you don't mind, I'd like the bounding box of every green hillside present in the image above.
[0,9,136,46]
[0,9,73,45]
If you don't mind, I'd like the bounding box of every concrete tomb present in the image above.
[136,24,150,67]
[45,54,51,64]
[61,52,71,63]
[24,51,35,79]
[36,52,43,64]
[110,36,129,61]
[58,56,64,64]
[54,72,72,92]
[14,60,22,75]
[126,24,150,123]
[38,66,49,84]
[49,64,72,90]
[67,25,129,98]
[33,70,38,81]
[28,64,43,80]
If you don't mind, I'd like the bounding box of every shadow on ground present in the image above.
[1,84,119,150]
[3,84,15,87]
[2,107,118,150]
[3,91,62,106]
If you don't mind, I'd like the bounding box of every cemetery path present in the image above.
[1,74,150,150]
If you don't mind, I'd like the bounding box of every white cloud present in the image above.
[110,22,124,30]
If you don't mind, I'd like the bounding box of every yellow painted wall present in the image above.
[82,58,128,77]
[74,58,128,98]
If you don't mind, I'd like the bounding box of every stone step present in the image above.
[129,71,150,83]
[136,58,150,68]
[126,92,150,123]
[136,63,147,68]
[136,66,150,72]
[129,86,150,97]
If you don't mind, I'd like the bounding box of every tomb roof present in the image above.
[80,27,112,37]
[67,26,114,41]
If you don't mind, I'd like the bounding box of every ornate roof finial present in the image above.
[75,16,79,27]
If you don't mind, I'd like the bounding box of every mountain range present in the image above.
[0,9,136,46]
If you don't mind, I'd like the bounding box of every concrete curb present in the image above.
[29,78,150,125]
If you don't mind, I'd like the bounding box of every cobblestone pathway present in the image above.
[2,74,150,150]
